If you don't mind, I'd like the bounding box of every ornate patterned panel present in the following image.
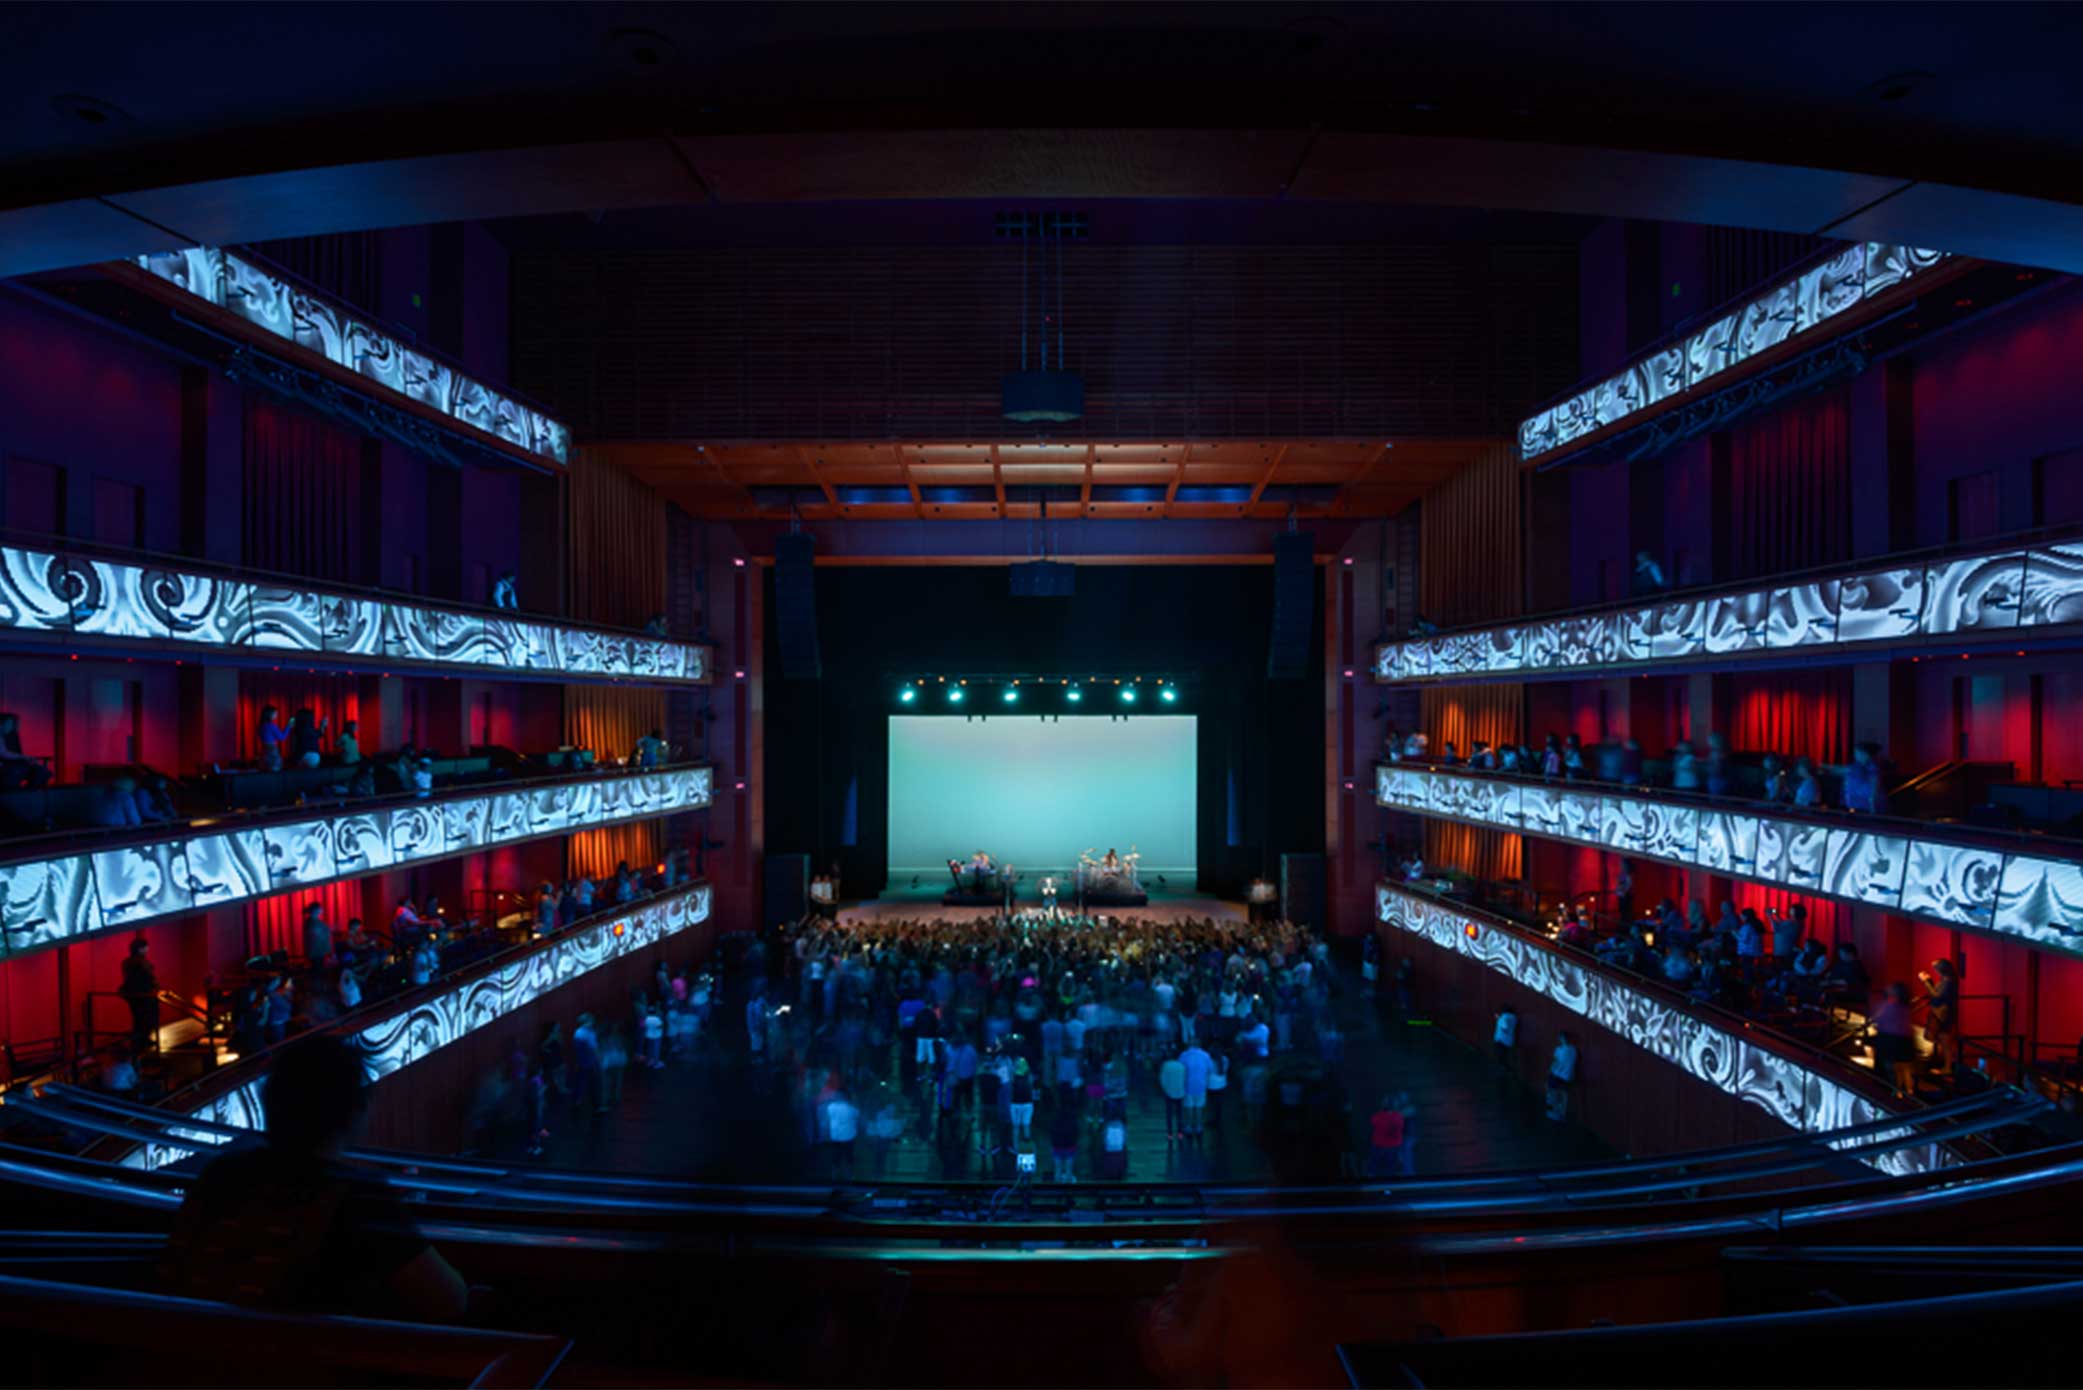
[183,830,271,907]
[1557,791,1603,842]
[1704,589,1771,653]
[1696,811,1759,875]
[91,842,193,929]
[0,857,98,955]
[330,812,394,875]
[1822,833,1909,909]
[1900,843,2003,929]
[2021,545,2083,628]
[1483,627,1527,672]
[1922,552,2026,635]
[136,247,573,467]
[1992,856,2083,949]
[1837,565,1926,644]
[1766,581,1841,647]
[259,820,338,889]
[1782,824,1830,890]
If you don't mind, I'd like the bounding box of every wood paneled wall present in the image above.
[1418,443,1522,628]
[569,823,662,883]
[568,450,667,629]
[1417,449,1526,881]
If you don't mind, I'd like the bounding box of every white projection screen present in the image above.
[887,715,1196,877]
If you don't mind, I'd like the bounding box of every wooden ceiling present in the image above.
[589,438,1498,522]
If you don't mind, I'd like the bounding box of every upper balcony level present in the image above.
[1376,762,2082,957]
[0,761,711,960]
[1373,525,2083,686]
[118,247,570,470]
[0,534,708,685]
[1518,241,1958,467]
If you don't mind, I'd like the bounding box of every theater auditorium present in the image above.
[2,5,2081,1386]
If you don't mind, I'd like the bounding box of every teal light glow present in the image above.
[948,687,965,705]
[1121,686,1138,704]
[1066,687,1083,704]
[888,715,1196,877]
[1003,687,1019,705]
[899,686,917,704]
[1159,686,1178,704]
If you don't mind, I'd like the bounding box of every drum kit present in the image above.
[1076,845,1141,893]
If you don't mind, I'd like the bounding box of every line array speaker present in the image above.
[774,534,822,679]
[1267,532,1315,678]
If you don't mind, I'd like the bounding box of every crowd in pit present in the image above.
[1384,726,1890,816]
[95,850,695,1099]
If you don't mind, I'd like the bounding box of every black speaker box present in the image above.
[764,853,811,926]
[774,534,822,679]
[1267,532,1315,678]
[1280,852,1326,931]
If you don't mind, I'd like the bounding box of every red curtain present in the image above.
[1732,883,1846,946]
[1727,388,1851,581]
[247,880,367,957]
[237,673,361,763]
[244,398,364,584]
[1728,670,1851,765]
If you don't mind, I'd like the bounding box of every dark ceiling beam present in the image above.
[10,129,2083,279]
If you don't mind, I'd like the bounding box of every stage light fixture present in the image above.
[1121,686,1138,704]
[949,687,966,705]
[899,686,917,704]
[1002,687,1019,705]
[1067,687,1083,704]
[1159,687,1177,704]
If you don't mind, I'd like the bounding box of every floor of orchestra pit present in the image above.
[524,914,1610,1184]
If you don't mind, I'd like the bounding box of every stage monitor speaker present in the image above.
[1280,852,1326,931]
[774,534,822,679]
[764,852,811,926]
[1267,532,1315,678]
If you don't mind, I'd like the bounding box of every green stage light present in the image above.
[1120,686,1138,704]
[1066,686,1083,704]
[948,687,965,705]
[899,686,917,704]
[1159,686,1178,704]
[1002,686,1019,705]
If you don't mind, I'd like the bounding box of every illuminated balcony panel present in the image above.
[1377,765,2083,952]
[0,542,707,684]
[1375,533,2083,685]
[0,766,711,958]
[137,246,571,467]
[1519,243,1949,464]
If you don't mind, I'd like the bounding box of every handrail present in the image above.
[1375,519,2083,683]
[0,762,711,960]
[0,1269,571,1388]
[0,527,706,684]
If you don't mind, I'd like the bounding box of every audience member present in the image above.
[257,705,289,772]
[161,1036,469,1318]
[0,712,52,791]
[337,719,362,766]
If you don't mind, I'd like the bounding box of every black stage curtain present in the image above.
[762,565,1325,901]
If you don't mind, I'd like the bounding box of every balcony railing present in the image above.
[1373,525,2083,684]
[0,534,708,683]
[126,246,571,467]
[0,763,712,958]
[1376,763,2083,956]
[1518,242,1952,465]
[1374,878,1942,1176]
[124,879,713,1171]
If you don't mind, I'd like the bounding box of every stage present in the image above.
[837,887,1247,926]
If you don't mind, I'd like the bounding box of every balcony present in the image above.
[0,535,708,684]
[1376,763,2083,954]
[1518,242,1954,466]
[1373,527,2083,685]
[0,763,712,958]
[124,879,713,1170]
[1374,878,1938,1175]
[119,247,571,469]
